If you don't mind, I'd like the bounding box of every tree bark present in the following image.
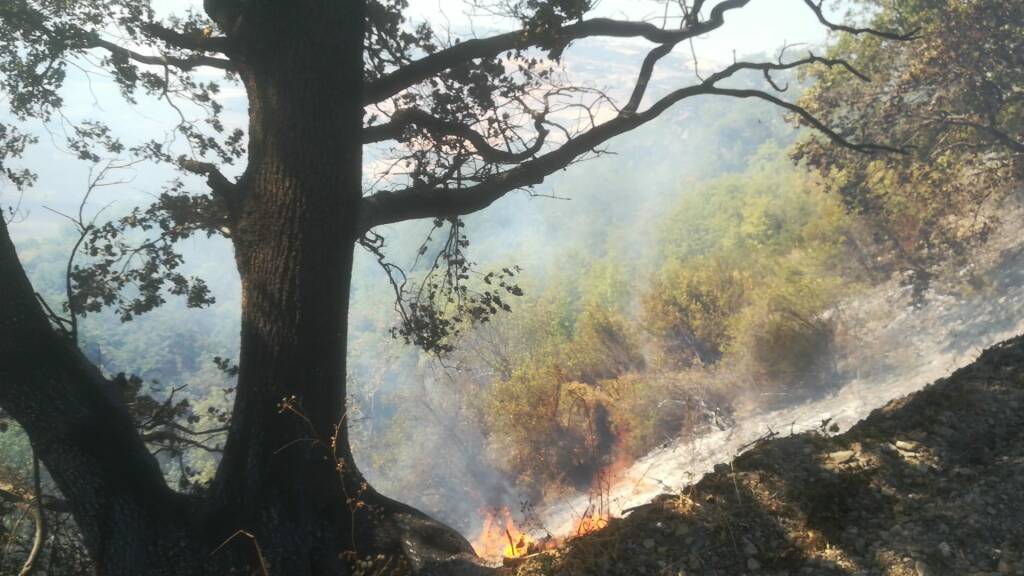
[0,208,204,575]
[203,1,477,573]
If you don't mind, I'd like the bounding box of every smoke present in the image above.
[341,78,803,538]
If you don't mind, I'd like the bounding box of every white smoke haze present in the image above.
[348,96,1024,549]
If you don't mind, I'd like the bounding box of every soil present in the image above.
[509,334,1024,576]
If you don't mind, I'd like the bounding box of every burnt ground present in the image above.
[510,334,1024,576]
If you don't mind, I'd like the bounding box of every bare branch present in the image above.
[365,0,752,103]
[17,456,44,576]
[140,430,223,453]
[705,54,871,85]
[364,108,550,164]
[929,115,1024,154]
[801,0,919,41]
[701,86,904,154]
[359,50,902,231]
[624,41,680,113]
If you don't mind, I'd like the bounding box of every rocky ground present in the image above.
[509,334,1024,576]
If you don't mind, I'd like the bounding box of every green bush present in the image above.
[485,367,618,492]
[642,257,752,368]
[604,369,735,460]
[726,269,840,398]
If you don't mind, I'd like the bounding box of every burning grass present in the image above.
[471,446,632,566]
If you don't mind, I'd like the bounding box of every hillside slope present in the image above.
[514,335,1024,576]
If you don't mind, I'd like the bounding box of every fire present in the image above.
[472,507,535,560]
[471,441,635,561]
[570,447,631,537]
[574,506,610,536]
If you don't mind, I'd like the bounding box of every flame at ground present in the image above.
[572,444,631,536]
[472,444,635,559]
[472,507,535,560]
[574,508,609,536]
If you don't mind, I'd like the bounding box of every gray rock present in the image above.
[829,450,856,464]
[742,539,758,556]
[896,440,921,452]
[939,542,952,558]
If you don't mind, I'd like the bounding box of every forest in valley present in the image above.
[0,1,1022,575]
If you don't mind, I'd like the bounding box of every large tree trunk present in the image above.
[201,1,477,574]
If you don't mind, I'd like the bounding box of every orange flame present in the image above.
[472,507,534,560]
[574,509,610,536]
[473,440,635,558]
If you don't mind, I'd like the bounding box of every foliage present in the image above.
[726,265,841,397]
[448,143,870,493]
[643,257,753,368]
[795,0,1024,300]
[485,367,619,492]
[643,146,856,384]
[471,276,642,492]
[607,369,735,460]
[71,179,225,322]
[375,217,525,355]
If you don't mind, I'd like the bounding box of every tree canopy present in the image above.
[796,0,1024,298]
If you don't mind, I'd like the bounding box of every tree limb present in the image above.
[801,0,920,40]
[0,216,177,559]
[365,0,752,103]
[364,108,550,163]
[359,53,902,232]
[3,5,233,71]
[141,430,224,453]
[358,85,705,232]
[142,22,232,55]
[17,455,44,576]
[931,115,1024,154]
[179,159,237,198]
[701,86,904,154]
[88,34,233,72]
[178,158,242,222]
[0,481,70,514]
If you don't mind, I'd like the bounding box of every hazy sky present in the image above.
[405,0,828,61]
[2,0,834,241]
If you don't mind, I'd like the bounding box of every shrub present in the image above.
[642,257,752,368]
[726,270,840,399]
[604,369,736,459]
[484,366,619,492]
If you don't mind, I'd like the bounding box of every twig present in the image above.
[17,455,45,576]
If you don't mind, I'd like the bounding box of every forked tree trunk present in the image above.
[1,1,480,574]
